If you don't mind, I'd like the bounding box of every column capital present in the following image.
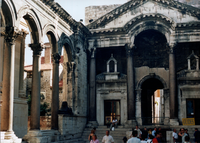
[90,48,96,58]
[63,62,76,74]
[52,53,61,64]
[166,42,177,54]
[1,26,23,45]
[29,43,44,55]
[125,43,135,57]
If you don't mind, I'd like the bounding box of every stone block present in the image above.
[166,131,173,143]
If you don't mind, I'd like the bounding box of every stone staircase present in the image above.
[82,126,131,143]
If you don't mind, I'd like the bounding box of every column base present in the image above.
[169,119,179,125]
[0,131,22,143]
[124,120,137,128]
[86,121,98,128]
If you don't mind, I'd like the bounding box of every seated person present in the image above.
[110,117,118,130]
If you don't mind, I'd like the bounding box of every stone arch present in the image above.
[128,19,173,45]
[1,0,17,26]
[16,5,42,43]
[43,24,59,54]
[58,32,74,62]
[136,74,167,90]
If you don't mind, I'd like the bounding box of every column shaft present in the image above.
[89,48,96,121]
[51,53,61,130]
[1,41,11,131]
[126,44,135,120]
[169,50,176,119]
[30,44,43,130]
[0,36,4,95]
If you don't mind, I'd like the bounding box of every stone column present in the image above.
[1,27,23,141]
[29,43,43,130]
[19,31,28,98]
[51,53,61,130]
[0,27,5,107]
[135,89,142,125]
[168,43,179,125]
[125,44,136,122]
[89,48,96,122]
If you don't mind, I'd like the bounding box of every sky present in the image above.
[25,0,128,65]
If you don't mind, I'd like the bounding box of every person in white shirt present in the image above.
[127,130,141,143]
[102,130,114,143]
[110,117,118,130]
[173,129,178,142]
[134,125,142,138]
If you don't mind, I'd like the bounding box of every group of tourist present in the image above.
[125,126,165,143]
[173,128,200,143]
[88,126,200,143]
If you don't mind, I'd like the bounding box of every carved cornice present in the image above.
[29,43,44,55]
[87,0,200,30]
[176,22,200,30]
[52,53,61,64]
[40,0,90,35]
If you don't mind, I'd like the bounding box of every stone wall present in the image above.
[85,4,121,25]
[58,115,87,138]
[75,49,88,116]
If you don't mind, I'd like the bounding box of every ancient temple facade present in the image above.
[86,0,200,127]
[0,0,200,143]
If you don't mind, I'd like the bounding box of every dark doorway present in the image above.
[186,99,200,125]
[141,78,164,125]
[104,100,120,125]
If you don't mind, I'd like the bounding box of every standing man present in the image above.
[172,129,178,143]
[142,127,148,140]
[152,127,157,137]
[102,130,114,143]
[127,130,141,143]
[135,125,142,138]
[194,128,200,143]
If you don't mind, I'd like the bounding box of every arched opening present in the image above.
[134,29,168,68]
[141,78,164,125]
[59,36,74,113]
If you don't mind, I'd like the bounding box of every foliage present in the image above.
[27,94,51,116]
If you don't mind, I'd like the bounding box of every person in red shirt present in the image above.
[152,132,161,143]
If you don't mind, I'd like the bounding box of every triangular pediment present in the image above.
[87,0,200,30]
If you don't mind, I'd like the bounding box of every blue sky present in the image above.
[25,0,128,65]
